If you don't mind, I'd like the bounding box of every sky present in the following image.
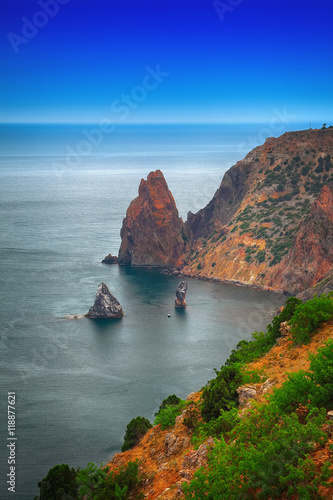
[1,0,333,124]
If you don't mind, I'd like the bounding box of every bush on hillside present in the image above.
[77,460,144,500]
[225,297,302,366]
[34,464,78,500]
[154,394,181,416]
[269,340,333,413]
[184,403,330,500]
[154,400,186,429]
[290,293,333,344]
[201,364,243,422]
[122,416,152,452]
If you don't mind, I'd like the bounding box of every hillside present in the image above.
[182,128,333,295]
[105,310,333,499]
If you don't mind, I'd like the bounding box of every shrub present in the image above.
[308,339,333,408]
[225,297,302,366]
[122,417,152,452]
[256,249,266,263]
[154,400,186,429]
[201,364,243,422]
[35,464,78,500]
[270,339,333,413]
[184,404,330,500]
[155,394,181,415]
[290,293,333,344]
[77,460,144,500]
[270,370,316,413]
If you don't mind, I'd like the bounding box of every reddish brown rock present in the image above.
[271,183,333,294]
[182,128,333,294]
[118,170,186,267]
[102,253,118,264]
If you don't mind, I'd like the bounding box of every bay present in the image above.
[0,124,285,498]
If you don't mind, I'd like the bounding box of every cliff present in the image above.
[271,183,333,294]
[183,128,333,294]
[114,128,333,293]
[118,170,186,267]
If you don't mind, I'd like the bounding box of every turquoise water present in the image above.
[0,124,285,498]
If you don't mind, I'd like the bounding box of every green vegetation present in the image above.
[201,364,243,422]
[155,394,181,414]
[35,461,145,500]
[34,464,78,500]
[154,396,187,429]
[184,404,331,500]
[122,416,152,452]
[184,294,333,498]
[290,293,333,344]
[226,297,302,366]
[77,460,144,500]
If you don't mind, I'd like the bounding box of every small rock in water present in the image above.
[175,281,188,308]
[85,282,124,319]
[101,253,118,264]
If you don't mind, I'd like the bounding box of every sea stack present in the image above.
[175,281,188,308]
[85,283,124,319]
[118,170,186,267]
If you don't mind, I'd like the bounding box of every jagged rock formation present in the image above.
[85,283,124,319]
[270,183,333,294]
[118,170,186,267]
[183,128,333,294]
[175,281,188,308]
[102,253,118,264]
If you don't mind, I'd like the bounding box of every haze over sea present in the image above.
[0,123,300,498]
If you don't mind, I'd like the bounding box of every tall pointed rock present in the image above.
[118,170,186,267]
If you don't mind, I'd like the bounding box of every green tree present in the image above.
[122,416,152,452]
[35,464,78,500]
[201,364,243,422]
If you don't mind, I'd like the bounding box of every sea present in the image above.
[0,122,307,498]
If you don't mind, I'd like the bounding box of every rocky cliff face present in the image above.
[271,183,333,294]
[118,170,186,267]
[183,128,333,294]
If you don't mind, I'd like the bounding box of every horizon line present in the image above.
[0,120,327,126]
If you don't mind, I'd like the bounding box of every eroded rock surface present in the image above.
[118,170,186,267]
[85,282,124,319]
[175,281,188,308]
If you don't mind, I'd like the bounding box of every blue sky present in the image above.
[1,0,333,124]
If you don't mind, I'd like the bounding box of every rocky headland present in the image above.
[183,128,333,296]
[111,128,333,298]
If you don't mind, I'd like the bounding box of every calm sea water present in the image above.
[0,124,286,498]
